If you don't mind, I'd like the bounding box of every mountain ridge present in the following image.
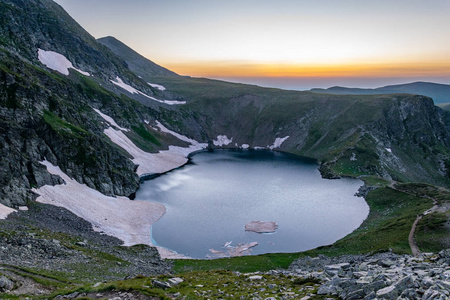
[310,81,450,104]
[97,36,178,78]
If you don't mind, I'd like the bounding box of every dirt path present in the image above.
[408,205,439,257]
[409,215,423,257]
[386,182,443,257]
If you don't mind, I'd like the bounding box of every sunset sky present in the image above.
[54,0,450,89]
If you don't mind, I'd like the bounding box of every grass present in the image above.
[416,212,449,253]
[51,270,331,300]
[124,125,162,152]
[43,110,88,138]
[173,252,300,274]
[360,176,391,187]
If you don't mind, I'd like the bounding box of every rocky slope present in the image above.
[0,0,190,207]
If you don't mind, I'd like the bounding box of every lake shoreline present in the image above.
[138,149,369,259]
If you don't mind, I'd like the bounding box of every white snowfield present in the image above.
[33,160,165,246]
[269,136,289,150]
[213,135,233,146]
[0,203,16,220]
[38,49,90,76]
[148,82,166,91]
[111,77,185,105]
[99,112,207,176]
[104,127,194,176]
[386,148,392,153]
[93,108,129,132]
[241,144,250,149]
[156,121,203,146]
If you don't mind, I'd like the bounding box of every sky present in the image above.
[53,0,450,89]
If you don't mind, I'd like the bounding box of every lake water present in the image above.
[135,150,369,259]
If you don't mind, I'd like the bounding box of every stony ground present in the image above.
[0,202,171,287]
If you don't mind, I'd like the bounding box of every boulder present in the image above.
[0,276,14,291]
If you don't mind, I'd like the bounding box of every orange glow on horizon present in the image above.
[163,61,450,79]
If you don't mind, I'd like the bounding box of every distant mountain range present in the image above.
[310,82,450,104]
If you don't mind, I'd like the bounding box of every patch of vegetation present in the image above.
[43,110,88,138]
[331,135,380,177]
[394,183,450,205]
[51,270,330,300]
[416,212,450,253]
[76,74,114,103]
[360,176,391,187]
[173,252,299,274]
[124,125,161,153]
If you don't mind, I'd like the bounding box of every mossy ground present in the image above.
[50,270,330,300]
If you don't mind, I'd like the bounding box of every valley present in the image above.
[0,0,449,299]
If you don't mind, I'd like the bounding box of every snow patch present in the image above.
[241,144,250,149]
[148,82,166,91]
[245,221,278,233]
[104,121,207,176]
[93,108,129,132]
[386,148,392,153]
[269,136,289,150]
[0,203,16,220]
[156,121,203,146]
[111,77,185,105]
[32,160,165,246]
[350,153,357,161]
[213,135,233,147]
[38,49,90,76]
[208,242,258,258]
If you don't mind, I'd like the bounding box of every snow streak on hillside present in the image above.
[0,203,16,220]
[111,77,185,105]
[38,49,90,76]
[148,82,166,91]
[94,109,207,176]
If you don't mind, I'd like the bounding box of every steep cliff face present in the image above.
[144,76,450,186]
[0,49,139,206]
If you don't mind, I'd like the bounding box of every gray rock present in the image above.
[153,280,171,289]
[378,259,396,268]
[0,275,14,291]
[398,288,419,299]
[346,288,365,300]
[362,280,386,294]
[168,277,183,286]
[317,284,338,295]
[376,285,398,299]
[363,291,376,300]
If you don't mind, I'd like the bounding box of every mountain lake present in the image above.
[135,149,369,259]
